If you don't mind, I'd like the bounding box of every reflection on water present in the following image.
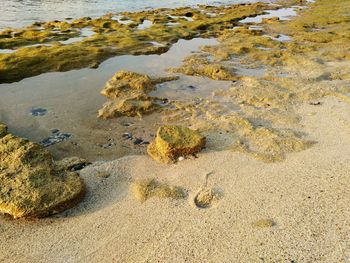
[0,0,270,30]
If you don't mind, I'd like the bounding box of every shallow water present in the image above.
[0,37,227,161]
[0,0,271,30]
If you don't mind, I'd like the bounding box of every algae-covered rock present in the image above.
[0,129,85,219]
[98,71,177,119]
[147,125,206,163]
[169,55,238,81]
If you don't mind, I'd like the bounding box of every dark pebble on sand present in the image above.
[40,131,71,147]
[51,128,60,134]
[122,132,133,140]
[134,138,150,145]
[310,101,322,106]
[30,108,47,116]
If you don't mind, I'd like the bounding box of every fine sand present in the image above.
[1,96,350,262]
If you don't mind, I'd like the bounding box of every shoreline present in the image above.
[1,0,350,261]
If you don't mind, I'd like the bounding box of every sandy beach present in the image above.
[1,0,350,261]
[1,96,350,262]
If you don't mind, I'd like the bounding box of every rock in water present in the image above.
[0,123,85,219]
[147,125,206,163]
[98,70,178,119]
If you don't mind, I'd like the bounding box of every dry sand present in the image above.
[1,95,350,262]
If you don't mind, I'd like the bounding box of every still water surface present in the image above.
[0,0,270,29]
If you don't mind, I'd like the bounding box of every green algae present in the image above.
[131,179,187,202]
[0,2,273,83]
[160,0,350,162]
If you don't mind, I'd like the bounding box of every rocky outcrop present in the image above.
[147,125,206,163]
[98,71,177,119]
[0,123,85,219]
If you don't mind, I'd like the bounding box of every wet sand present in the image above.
[1,96,350,262]
[1,0,350,261]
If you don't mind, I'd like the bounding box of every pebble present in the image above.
[122,132,133,140]
[134,138,150,145]
[30,108,47,116]
[40,130,71,147]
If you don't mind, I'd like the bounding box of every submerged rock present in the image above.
[147,125,206,163]
[0,124,85,219]
[98,71,177,119]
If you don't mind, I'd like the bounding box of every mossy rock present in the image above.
[98,96,158,119]
[147,125,206,163]
[0,132,85,219]
[98,71,177,119]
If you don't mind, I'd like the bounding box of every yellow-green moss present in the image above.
[169,54,238,80]
[0,2,273,83]
[0,129,85,219]
[147,125,206,163]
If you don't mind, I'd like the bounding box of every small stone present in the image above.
[122,132,133,140]
[134,138,144,145]
[40,131,71,147]
[51,128,60,134]
[30,107,47,116]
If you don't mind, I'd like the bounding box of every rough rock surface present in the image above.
[98,71,177,119]
[147,125,206,163]
[0,123,85,219]
[168,55,237,81]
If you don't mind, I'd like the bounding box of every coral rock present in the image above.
[147,125,206,163]
[0,125,85,219]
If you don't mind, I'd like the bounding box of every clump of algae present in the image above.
[98,70,178,119]
[252,219,276,228]
[131,179,187,202]
[147,125,206,164]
